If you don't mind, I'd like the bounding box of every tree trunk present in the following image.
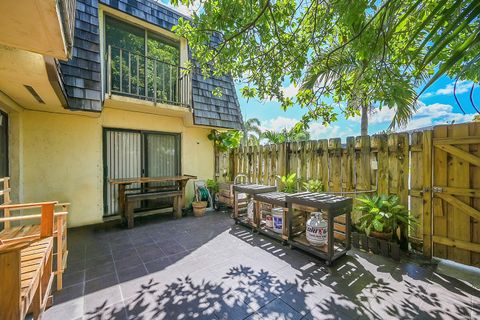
[361,104,368,136]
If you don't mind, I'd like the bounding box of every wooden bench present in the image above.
[0,178,69,291]
[124,190,182,228]
[0,202,56,320]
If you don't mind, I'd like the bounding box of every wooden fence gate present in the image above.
[431,122,480,267]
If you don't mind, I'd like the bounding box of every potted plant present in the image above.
[277,173,298,193]
[192,200,208,217]
[354,194,416,259]
[303,179,324,192]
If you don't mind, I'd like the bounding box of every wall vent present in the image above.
[24,85,45,104]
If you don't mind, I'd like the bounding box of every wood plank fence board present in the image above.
[433,125,448,258]
[410,132,424,241]
[471,122,480,267]
[447,123,471,265]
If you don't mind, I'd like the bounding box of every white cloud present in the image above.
[396,102,476,131]
[260,116,298,132]
[281,83,299,99]
[423,80,472,97]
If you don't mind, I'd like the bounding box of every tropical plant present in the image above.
[207,130,243,152]
[262,127,310,144]
[206,179,219,193]
[355,194,416,242]
[262,130,286,144]
[277,173,298,193]
[242,118,262,146]
[303,179,324,193]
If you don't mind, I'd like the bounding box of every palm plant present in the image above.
[302,43,418,136]
[241,118,262,146]
[262,128,311,144]
[262,130,286,144]
[399,0,480,94]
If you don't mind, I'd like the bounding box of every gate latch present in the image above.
[432,186,443,193]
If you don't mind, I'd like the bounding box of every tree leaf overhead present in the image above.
[172,0,480,130]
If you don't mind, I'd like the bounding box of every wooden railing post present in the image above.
[3,177,10,229]
[422,130,433,258]
[40,203,55,239]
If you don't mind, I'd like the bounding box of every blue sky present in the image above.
[237,75,478,140]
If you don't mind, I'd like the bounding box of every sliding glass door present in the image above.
[103,128,180,216]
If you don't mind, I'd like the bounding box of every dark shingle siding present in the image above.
[60,0,242,129]
[60,0,102,111]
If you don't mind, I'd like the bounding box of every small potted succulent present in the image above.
[354,194,416,259]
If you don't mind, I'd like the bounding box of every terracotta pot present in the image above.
[192,201,208,217]
[370,231,393,240]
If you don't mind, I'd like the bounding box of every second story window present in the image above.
[105,15,190,107]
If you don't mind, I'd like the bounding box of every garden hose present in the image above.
[197,186,210,201]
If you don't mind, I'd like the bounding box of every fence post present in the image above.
[422,130,433,259]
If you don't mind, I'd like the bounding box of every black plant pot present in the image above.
[352,232,360,248]
[360,234,369,251]
[390,242,401,261]
[379,240,389,257]
[368,237,379,254]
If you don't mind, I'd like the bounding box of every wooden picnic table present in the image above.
[109,175,197,222]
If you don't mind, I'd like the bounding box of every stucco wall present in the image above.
[20,108,214,227]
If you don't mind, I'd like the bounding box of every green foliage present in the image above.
[207,130,243,152]
[242,118,262,146]
[303,179,324,193]
[277,173,298,193]
[172,0,479,131]
[355,194,417,242]
[262,127,310,144]
[206,179,219,193]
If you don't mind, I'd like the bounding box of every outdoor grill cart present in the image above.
[253,192,289,242]
[233,184,277,228]
[286,192,353,265]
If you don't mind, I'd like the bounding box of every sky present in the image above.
[159,1,479,140]
[238,76,479,141]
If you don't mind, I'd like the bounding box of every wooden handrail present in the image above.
[0,212,68,223]
[0,240,32,254]
[0,201,58,210]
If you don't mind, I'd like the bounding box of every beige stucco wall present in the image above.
[18,107,214,227]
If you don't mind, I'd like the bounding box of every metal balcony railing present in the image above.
[107,45,192,108]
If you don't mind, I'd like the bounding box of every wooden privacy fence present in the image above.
[224,122,480,267]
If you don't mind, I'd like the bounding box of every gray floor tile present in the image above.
[256,298,303,320]
[117,264,148,283]
[43,212,480,320]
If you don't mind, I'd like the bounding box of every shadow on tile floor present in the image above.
[44,211,479,320]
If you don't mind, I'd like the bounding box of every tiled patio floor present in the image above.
[45,211,479,320]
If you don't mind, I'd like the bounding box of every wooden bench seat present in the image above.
[0,205,68,291]
[0,202,56,320]
[0,178,69,291]
[20,237,54,317]
[124,190,182,228]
